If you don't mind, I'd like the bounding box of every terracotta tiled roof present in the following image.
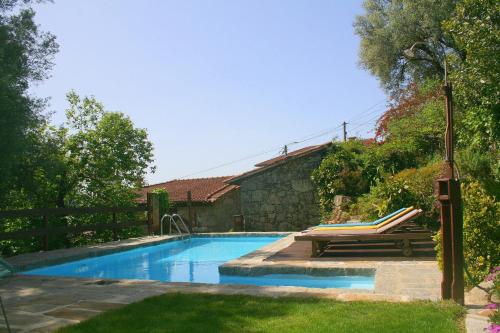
[138,176,238,204]
[227,142,332,184]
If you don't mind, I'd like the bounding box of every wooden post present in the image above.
[147,193,160,235]
[436,73,464,304]
[112,212,117,241]
[187,191,193,230]
[449,179,464,305]
[444,82,454,178]
[43,215,49,251]
[342,122,347,142]
[438,180,453,300]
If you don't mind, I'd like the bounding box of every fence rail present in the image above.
[0,205,151,251]
[0,206,146,219]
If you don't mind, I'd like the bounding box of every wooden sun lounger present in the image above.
[295,209,432,257]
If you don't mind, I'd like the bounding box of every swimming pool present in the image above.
[24,236,374,289]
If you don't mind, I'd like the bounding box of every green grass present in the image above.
[57,293,464,333]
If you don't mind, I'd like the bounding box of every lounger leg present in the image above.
[311,241,319,257]
[318,241,328,254]
[402,239,413,257]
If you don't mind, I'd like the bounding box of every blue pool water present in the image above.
[24,236,374,289]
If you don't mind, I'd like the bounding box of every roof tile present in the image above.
[138,176,238,203]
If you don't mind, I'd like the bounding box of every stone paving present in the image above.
[464,283,495,333]
[8,235,184,271]
[1,233,447,332]
[221,233,441,300]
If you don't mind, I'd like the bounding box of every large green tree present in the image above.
[354,0,460,94]
[1,92,156,254]
[64,91,155,207]
[0,1,58,200]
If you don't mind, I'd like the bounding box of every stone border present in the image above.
[0,274,416,332]
[6,232,441,303]
[6,232,289,272]
[220,233,378,276]
[219,234,376,290]
[220,233,442,301]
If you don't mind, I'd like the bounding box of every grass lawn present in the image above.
[57,293,464,333]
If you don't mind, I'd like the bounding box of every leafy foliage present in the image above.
[456,147,500,199]
[461,181,500,283]
[152,188,170,218]
[311,142,370,215]
[351,162,444,227]
[313,80,446,221]
[436,181,500,286]
[64,91,155,207]
[354,0,460,94]
[0,1,58,201]
[444,0,500,151]
[0,92,155,255]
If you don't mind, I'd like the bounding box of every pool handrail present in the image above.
[160,214,190,236]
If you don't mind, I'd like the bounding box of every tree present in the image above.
[354,0,460,94]
[1,92,156,254]
[0,0,58,202]
[64,91,155,207]
[444,0,500,151]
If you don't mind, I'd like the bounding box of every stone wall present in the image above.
[176,188,241,232]
[238,151,325,231]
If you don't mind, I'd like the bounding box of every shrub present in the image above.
[311,142,369,216]
[461,181,500,284]
[350,162,443,228]
[435,181,500,286]
[151,188,170,218]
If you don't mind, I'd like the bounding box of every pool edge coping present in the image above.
[7,232,290,272]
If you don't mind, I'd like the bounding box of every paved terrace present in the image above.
[2,233,444,332]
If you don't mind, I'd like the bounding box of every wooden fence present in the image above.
[0,204,155,251]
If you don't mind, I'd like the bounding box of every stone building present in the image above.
[226,143,330,231]
[139,177,240,232]
[140,143,330,232]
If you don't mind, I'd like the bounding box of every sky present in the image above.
[32,0,387,184]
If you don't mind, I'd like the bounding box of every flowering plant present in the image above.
[488,324,500,333]
[485,267,499,333]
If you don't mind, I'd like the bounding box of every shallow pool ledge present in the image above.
[219,234,375,277]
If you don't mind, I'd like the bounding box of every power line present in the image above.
[178,145,284,179]
[177,99,388,179]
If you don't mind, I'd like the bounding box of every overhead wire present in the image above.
[177,99,388,179]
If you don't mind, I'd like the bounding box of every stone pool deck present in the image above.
[2,233,445,332]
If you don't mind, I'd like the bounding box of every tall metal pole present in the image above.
[342,122,347,142]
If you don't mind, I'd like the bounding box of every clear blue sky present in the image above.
[32,0,387,184]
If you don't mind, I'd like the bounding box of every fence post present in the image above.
[112,212,117,241]
[147,193,160,235]
[43,215,49,251]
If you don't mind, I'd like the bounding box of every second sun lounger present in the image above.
[295,209,431,257]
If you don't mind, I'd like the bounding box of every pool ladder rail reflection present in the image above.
[160,214,191,237]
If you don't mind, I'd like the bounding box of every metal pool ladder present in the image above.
[160,214,190,237]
